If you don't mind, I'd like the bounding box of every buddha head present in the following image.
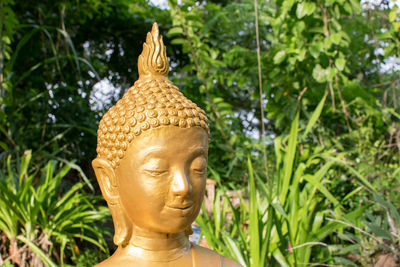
[92,23,210,247]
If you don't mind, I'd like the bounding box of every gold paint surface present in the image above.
[93,22,241,266]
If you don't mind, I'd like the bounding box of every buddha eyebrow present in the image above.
[139,147,166,158]
[187,147,207,157]
[139,146,207,158]
[188,146,206,152]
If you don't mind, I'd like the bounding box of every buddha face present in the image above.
[115,126,208,234]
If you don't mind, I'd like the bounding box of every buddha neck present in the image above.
[123,226,191,262]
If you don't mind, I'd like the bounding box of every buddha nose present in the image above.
[171,169,192,197]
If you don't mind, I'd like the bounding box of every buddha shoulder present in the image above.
[191,244,243,267]
[94,244,242,267]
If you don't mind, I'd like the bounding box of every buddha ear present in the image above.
[92,158,132,246]
[92,158,119,204]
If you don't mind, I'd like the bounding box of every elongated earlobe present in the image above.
[92,158,132,246]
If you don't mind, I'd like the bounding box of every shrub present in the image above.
[0,151,109,266]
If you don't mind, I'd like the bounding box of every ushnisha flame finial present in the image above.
[138,22,169,78]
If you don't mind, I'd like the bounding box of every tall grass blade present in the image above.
[17,235,57,267]
[280,111,299,204]
[248,156,260,266]
[325,156,376,192]
[222,234,247,266]
[56,157,94,191]
[302,90,328,139]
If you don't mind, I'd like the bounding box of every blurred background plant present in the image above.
[197,97,376,266]
[332,192,400,266]
[0,151,109,266]
[0,0,399,265]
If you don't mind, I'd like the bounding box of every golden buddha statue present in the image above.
[92,23,242,267]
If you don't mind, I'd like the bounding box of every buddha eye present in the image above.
[190,157,207,175]
[141,158,169,177]
[143,169,168,177]
[193,168,206,175]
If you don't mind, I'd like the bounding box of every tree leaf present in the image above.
[330,32,342,45]
[335,57,346,71]
[389,10,397,22]
[171,38,185,45]
[273,50,287,64]
[304,2,316,15]
[309,44,320,58]
[312,64,327,83]
[2,36,11,44]
[343,3,353,15]
[167,27,183,36]
[378,31,392,40]
[296,2,315,19]
[296,2,307,19]
[350,0,362,13]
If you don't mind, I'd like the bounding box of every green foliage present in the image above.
[0,0,173,169]
[333,192,400,266]
[197,88,399,265]
[196,101,368,266]
[0,151,109,266]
